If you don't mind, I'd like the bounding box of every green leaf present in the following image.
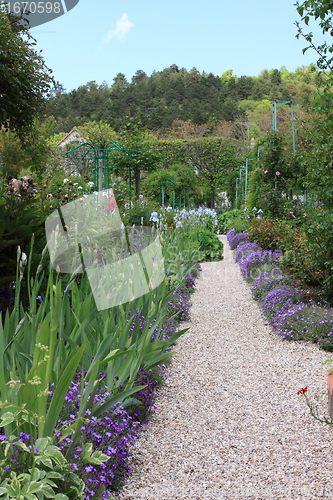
[91,385,147,417]
[82,444,110,465]
[23,494,38,500]
[43,343,85,437]
[22,481,42,495]
[38,457,53,469]
[6,477,21,497]
[35,485,55,498]
[0,413,15,427]
[35,438,48,452]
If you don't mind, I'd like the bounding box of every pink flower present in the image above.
[272,149,277,151]
[263,170,268,174]
[264,152,268,155]
[275,171,280,176]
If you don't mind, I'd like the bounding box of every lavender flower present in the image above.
[227,229,250,249]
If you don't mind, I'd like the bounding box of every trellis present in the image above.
[62,141,140,195]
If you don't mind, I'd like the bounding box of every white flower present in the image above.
[87,181,94,188]
[150,211,159,223]
[77,186,83,190]
[63,178,69,184]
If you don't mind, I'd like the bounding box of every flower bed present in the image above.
[0,216,205,499]
[227,229,333,351]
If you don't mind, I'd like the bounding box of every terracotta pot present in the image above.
[328,373,333,419]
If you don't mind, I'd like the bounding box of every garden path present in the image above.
[112,236,333,500]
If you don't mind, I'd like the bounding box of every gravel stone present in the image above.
[111,236,333,500]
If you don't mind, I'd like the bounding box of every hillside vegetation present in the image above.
[46,64,322,138]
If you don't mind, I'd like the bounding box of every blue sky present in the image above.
[31,0,326,92]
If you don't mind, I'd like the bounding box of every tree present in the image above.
[131,70,148,85]
[115,119,161,199]
[295,0,333,71]
[186,138,240,207]
[142,163,197,206]
[0,10,54,138]
[0,118,53,179]
[112,73,129,91]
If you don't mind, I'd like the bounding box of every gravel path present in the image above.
[112,236,333,500]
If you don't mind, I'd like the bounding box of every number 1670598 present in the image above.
[1,2,62,14]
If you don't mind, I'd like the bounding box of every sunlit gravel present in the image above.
[112,236,333,500]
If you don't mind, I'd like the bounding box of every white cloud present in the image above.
[104,13,134,43]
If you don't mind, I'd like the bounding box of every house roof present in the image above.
[56,127,88,147]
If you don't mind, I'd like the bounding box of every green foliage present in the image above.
[247,218,286,251]
[142,163,197,206]
[0,194,48,289]
[78,121,117,143]
[186,229,224,261]
[121,201,159,226]
[246,215,328,293]
[301,207,333,303]
[295,0,333,72]
[46,65,320,134]
[216,209,246,234]
[0,433,85,499]
[0,130,27,178]
[152,137,241,207]
[142,168,177,205]
[0,11,54,138]
[0,120,53,179]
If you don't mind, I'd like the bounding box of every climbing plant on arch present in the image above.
[62,140,140,193]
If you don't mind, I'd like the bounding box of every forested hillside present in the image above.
[46,64,323,137]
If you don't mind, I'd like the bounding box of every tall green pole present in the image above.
[245,158,253,200]
[291,101,296,157]
[272,101,277,131]
[239,166,246,200]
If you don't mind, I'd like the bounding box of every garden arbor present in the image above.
[63,140,139,192]
[62,140,153,202]
[63,140,160,203]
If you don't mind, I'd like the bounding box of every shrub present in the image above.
[188,229,224,261]
[237,249,282,282]
[252,270,288,302]
[234,241,260,263]
[271,303,333,351]
[226,229,249,250]
[216,209,246,234]
[262,286,301,319]
[247,218,283,251]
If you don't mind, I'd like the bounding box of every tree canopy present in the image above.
[45,65,321,135]
[0,10,54,138]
